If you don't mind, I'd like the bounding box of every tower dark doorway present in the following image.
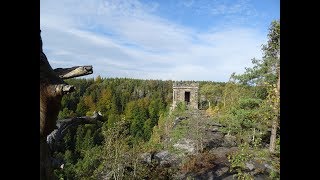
[185,91,190,104]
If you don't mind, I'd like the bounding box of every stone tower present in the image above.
[172,81,199,109]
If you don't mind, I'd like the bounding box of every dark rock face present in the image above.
[173,116,188,128]
[140,152,152,164]
[222,134,237,147]
[139,151,180,168]
[154,151,180,167]
[181,164,236,180]
[168,110,275,179]
[203,131,225,150]
[173,138,196,154]
[203,129,237,150]
[210,147,238,160]
[215,166,229,177]
[244,159,274,177]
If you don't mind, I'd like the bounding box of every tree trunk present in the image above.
[269,68,280,153]
[47,112,102,152]
[40,30,93,179]
[269,116,278,153]
[40,138,55,180]
[54,66,93,79]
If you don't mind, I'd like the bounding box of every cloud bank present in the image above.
[41,0,269,81]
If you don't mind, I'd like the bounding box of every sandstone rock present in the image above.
[154,150,179,166]
[173,138,196,154]
[246,162,255,171]
[222,134,237,147]
[210,147,238,159]
[264,163,275,173]
[203,132,224,150]
[215,166,229,177]
[173,116,188,128]
[221,175,236,180]
[140,152,152,164]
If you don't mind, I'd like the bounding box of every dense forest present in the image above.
[51,20,279,180]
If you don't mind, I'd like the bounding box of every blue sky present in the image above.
[40,0,279,82]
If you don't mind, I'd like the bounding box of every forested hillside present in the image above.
[51,20,279,180]
[52,77,223,178]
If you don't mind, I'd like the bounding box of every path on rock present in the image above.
[141,109,274,179]
[172,109,237,152]
[168,109,274,179]
[170,109,239,179]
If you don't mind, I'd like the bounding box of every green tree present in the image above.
[148,97,165,127]
[58,107,76,119]
[95,75,103,84]
[83,95,96,115]
[97,88,113,115]
[125,98,150,141]
[200,83,223,108]
[98,120,131,179]
[75,126,86,155]
[107,113,121,128]
[74,146,103,180]
[231,20,280,153]
[143,118,152,141]
[76,98,90,116]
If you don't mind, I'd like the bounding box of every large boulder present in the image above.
[222,134,237,147]
[214,166,230,177]
[154,150,179,167]
[140,152,152,164]
[203,131,225,150]
[173,116,188,128]
[173,138,196,154]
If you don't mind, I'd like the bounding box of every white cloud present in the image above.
[41,0,266,82]
[182,0,195,8]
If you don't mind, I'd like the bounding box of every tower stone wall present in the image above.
[172,81,199,109]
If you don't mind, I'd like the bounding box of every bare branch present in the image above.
[54,65,93,79]
[47,112,103,151]
[52,84,76,95]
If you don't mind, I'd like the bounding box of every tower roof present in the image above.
[173,81,199,88]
